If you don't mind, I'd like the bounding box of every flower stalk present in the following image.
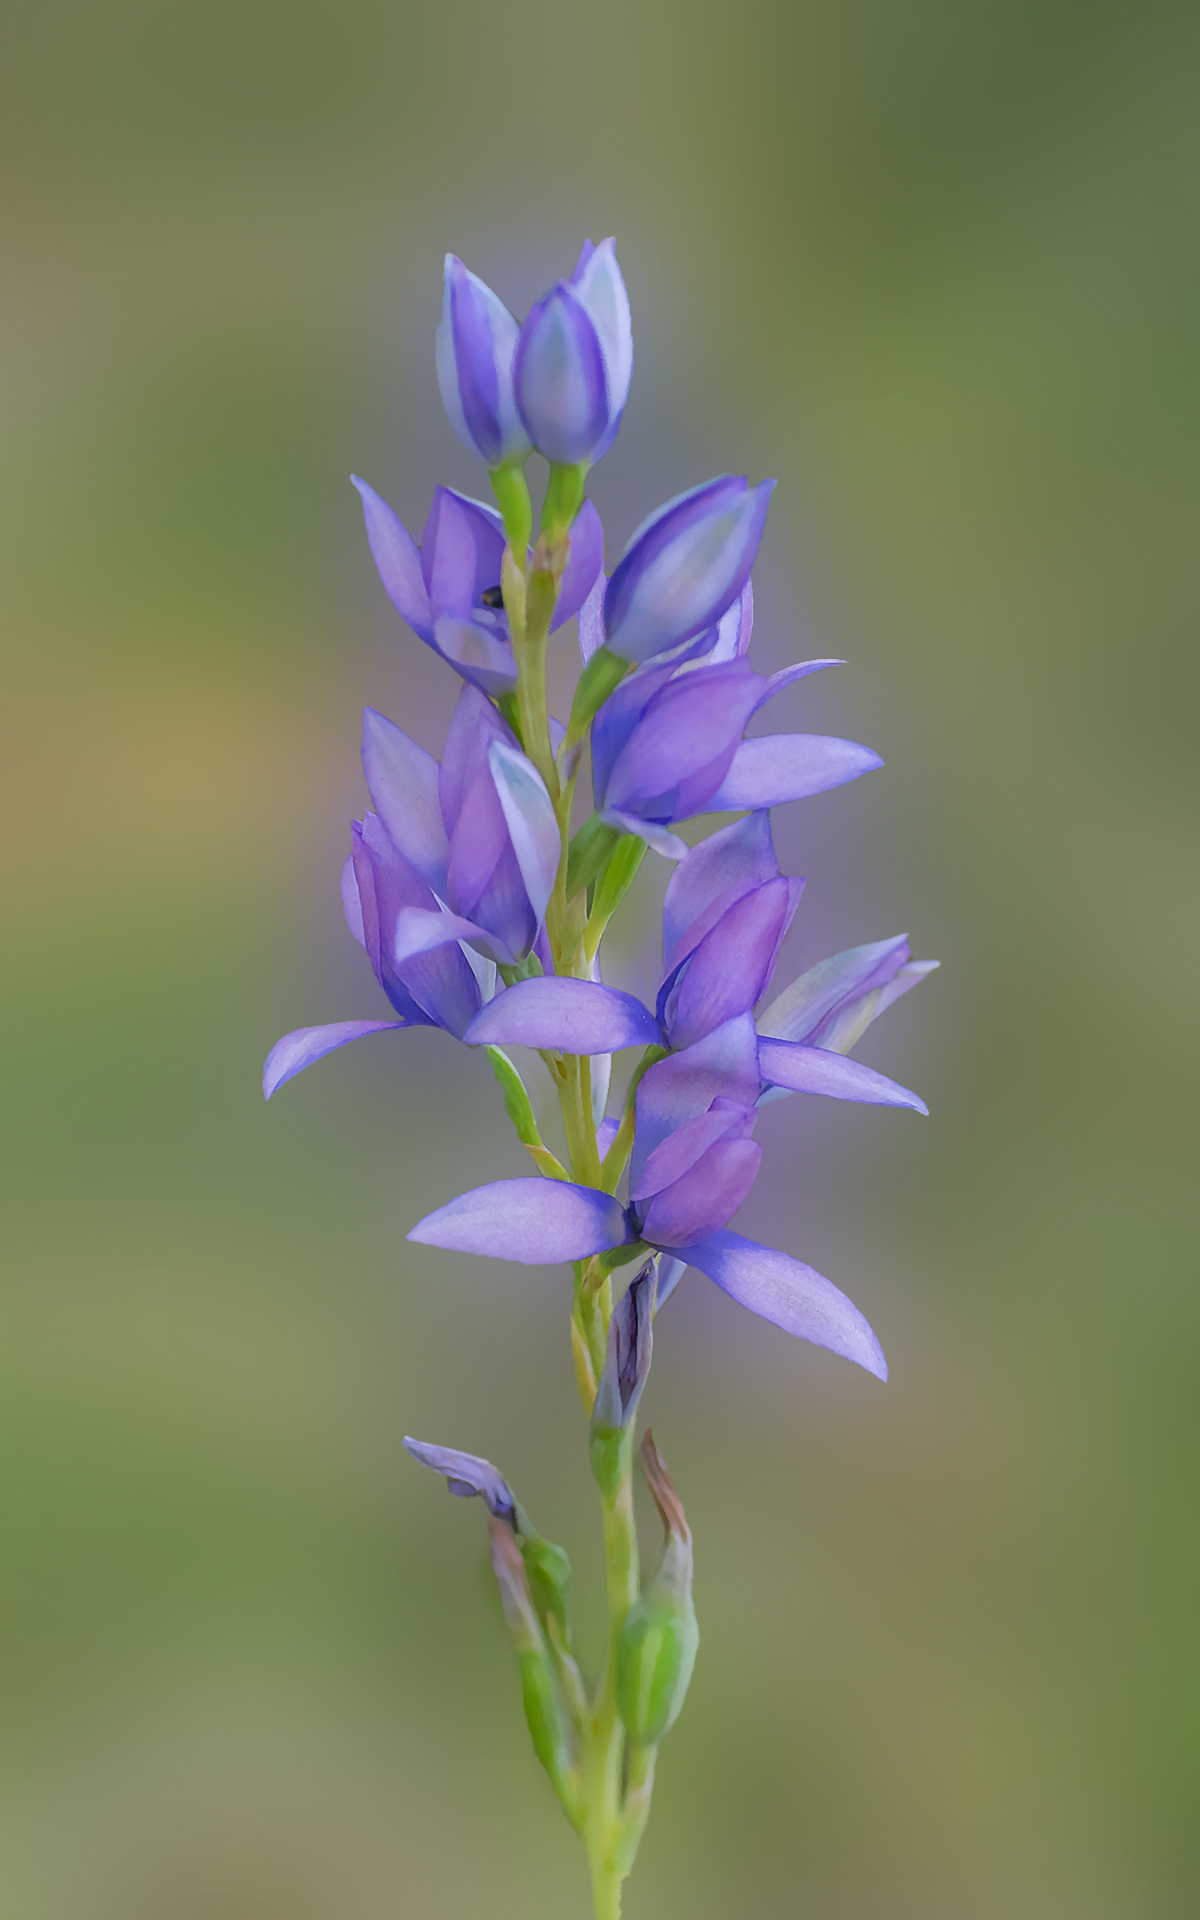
[265,233,938,1920]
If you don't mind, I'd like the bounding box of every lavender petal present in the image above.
[758,1039,928,1113]
[464,977,660,1053]
[263,1019,410,1099]
[682,1229,888,1379]
[407,1178,632,1263]
[706,734,883,810]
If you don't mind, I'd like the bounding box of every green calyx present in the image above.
[541,460,588,540]
[566,815,623,900]
[567,644,629,744]
[489,460,533,558]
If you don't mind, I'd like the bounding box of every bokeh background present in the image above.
[3,1,1198,1914]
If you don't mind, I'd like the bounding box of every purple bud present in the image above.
[403,1437,517,1521]
[604,475,776,666]
[592,1258,657,1436]
[515,239,633,466]
[435,256,531,467]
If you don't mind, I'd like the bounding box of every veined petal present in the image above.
[757,935,912,1043]
[641,1137,762,1247]
[488,742,559,928]
[361,706,449,887]
[706,734,883,810]
[758,1039,928,1113]
[600,810,689,860]
[754,658,843,709]
[263,1018,409,1099]
[605,476,775,665]
[571,238,633,425]
[603,663,763,814]
[682,1229,888,1379]
[552,499,605,631]
[351,477,433,640]
[436,255,530,467]
[465,976,660,1053]
[810,959,941,1054]
[407,1178,632,1263]
[394,905,516,968]
[515,284,608,465]
[631,1013,761,1191]
[661,810,779,976]
[666,876,802,1050]
[432,615,518,697]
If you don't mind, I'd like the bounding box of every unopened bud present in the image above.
[615,1431,698,1749]
[590,1258,656,1499]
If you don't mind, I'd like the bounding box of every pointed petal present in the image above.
[661,810,779,975]
[361,706,449,886]
[757,935,912,1043]
[603,663,762,814]
[682,1229,888,1379]
[706,734,883,810]
[600,810,688,860]
[667,877,801,1050]
[263,1019,409,1099]
[754,658,843,708]
[488,741,559,928]
[811,959,941,1053]
[464,977,660,1053]
[407,1178,632,1263]
[758,1039,928,1113]
[552,498,605,630]
[394,905,516,968]
[351,476,432,638]
[571,237,633,423]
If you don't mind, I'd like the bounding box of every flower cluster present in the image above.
[265,237,936,1916]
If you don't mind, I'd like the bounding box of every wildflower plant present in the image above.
[265,239,937,1918]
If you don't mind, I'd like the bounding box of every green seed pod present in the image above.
[615,1431,699,1749]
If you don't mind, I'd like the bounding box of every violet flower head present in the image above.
[262,808,483,1099]
[362,687,560,968]
[603,476,776,666]
[352,477,602,697]
[436,255,532,469]
[515,238,633,467]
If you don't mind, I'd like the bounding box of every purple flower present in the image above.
[407,1018,887,1380]
[515,239,633,466]
[352,477,603,697]
[603,476,776,666]
[591,654,881,857]
[435,255,532,469]
[262,808,483,1099]
[362,687,560,967]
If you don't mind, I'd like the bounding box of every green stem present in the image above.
[581,1434,639,1919]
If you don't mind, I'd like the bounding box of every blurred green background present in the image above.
[2,1,1197,1914]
